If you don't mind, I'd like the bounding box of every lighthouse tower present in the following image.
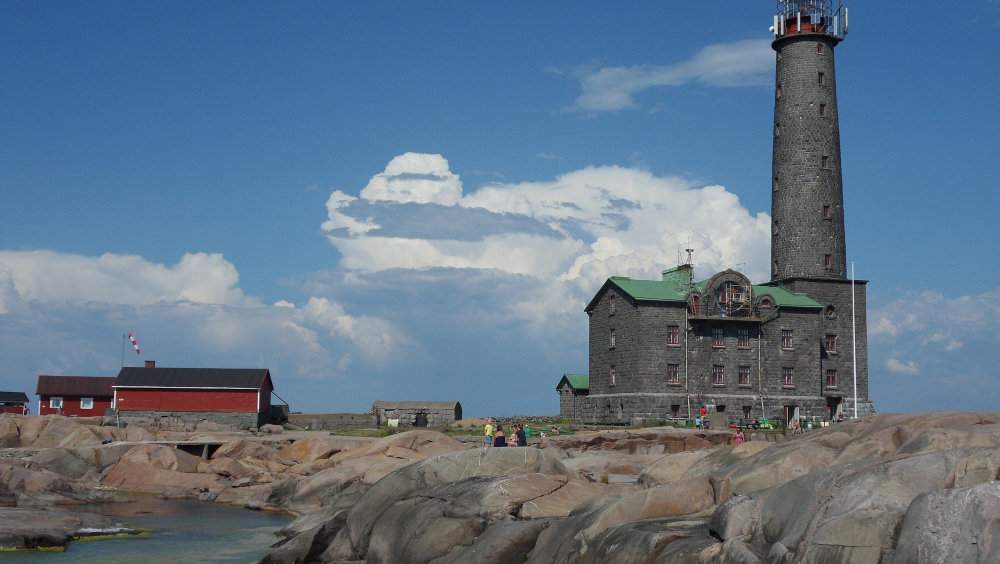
[766,1,874,418]
[771,0,849,280]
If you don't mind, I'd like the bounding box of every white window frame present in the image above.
[80,397,94,410]
[50,397,63,409]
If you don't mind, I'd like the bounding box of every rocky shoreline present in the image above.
[2,412,999,562]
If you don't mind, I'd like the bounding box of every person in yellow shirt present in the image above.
[484,418,494,448]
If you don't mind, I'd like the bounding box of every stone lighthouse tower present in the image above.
[771,0,848,280]
[766,1,875,417]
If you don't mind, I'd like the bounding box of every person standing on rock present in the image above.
[484,419,494,448]
[733,428,745,445]
[700,406,707,419]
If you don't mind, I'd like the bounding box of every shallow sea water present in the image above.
[4,495,291,564]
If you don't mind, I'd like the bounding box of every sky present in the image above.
[2,2,999,417]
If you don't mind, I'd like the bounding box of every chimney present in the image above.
[145,360,155,368]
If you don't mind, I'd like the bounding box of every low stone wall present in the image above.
[487,415,564,427]
[117,411,266,429]
[288,413,376,431]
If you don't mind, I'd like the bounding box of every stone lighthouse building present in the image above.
[563,1,876,426]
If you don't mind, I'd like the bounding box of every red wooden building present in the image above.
[113,363,274,428]
[36,376,116,417]
[0,391,30,415]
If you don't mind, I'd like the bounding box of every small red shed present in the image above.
[36,376,116,417]
[1,391,31,415]
[113,364,274,428]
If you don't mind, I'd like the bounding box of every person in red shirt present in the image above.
[700,406,707,418]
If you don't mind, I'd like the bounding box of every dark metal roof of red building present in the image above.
[114,367,271,390]
[0,391,30,404]
[36,376,116,397]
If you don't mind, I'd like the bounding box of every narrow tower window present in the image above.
[823,205,831,218]
[773,175,779,192]
[610,366,616,386]
[774,123,780,137]
[817,43,824,54]
[825,254,832,268]
[773,220,779,236]
[822,155,830,169]
[610,296,616,314]
[825,334,837,352]
[609,330,616,349]
[818,72,825,85]
[776,85,782,98]
[819,103,827,116]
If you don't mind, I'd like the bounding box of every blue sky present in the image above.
[2,2,998,416]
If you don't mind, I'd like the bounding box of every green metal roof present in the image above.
[560,374,589,390]
[753,285,823,309]
[586,275,823,311]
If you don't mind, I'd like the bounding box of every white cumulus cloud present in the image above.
[360,153,463,205]
[0,250,253,307]
[321,153,770,324]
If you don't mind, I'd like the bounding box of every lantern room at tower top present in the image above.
[773,1,848,40]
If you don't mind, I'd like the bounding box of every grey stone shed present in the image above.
[371,400,462,427]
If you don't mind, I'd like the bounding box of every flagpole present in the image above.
[851,262,858,419]
[122,334,126,368]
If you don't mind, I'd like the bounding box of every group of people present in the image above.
[483,418,529,447]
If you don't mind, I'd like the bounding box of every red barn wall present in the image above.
[38,395,113,417]
[0,405,29,414]
[115,388,261,413]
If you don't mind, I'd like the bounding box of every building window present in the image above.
[610,296,616,314]
[781,330,794,349]
[774,123,780,137]
[666,364,680,384]
[782,367,794,387]
[739,365,751,386]
[743,405,752,419]
[823,205,831,218]
[822,155,830,169]
[713,365,725,385]
[609,330,616,349]
[773,220,779,236]
[80,398,94,410]
[666,325,679,345]
[712,327,725,347]
[776,84,781,98]
[818,72,825,85]
[610,366,616,386]
[671,404,681,418]
[738,328,750,347]
[760,298,772,310]
[826,369,838,387]
[817,43,824,54]
[825,254,833,268]
[825,305,838,319]
[825,334,837,352]
[820,103,827,116]
[50,397,63,409]
[773,174,779,191]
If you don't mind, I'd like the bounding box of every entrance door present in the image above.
[415,412,428,427]
[826,397,842,420]
[784,405,799,427]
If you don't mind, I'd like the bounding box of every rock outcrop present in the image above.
[0,507,135,550]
